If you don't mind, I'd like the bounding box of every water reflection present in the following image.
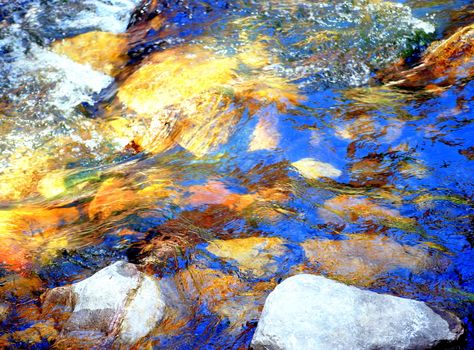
[0,0,473,348]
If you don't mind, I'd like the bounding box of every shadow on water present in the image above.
[0,0,473,348]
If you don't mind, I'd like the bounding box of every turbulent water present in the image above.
[0,0,473,348]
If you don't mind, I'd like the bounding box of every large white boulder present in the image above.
[251,274,463,350]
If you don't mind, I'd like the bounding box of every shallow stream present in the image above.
[0,0,473,348]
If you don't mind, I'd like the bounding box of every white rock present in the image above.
[120,274,165,344]
[292,158,342,179]
[251,274,463,350]
[71,261,138,313]
[42,261,165,346]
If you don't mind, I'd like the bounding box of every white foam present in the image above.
[24,46,113,110]
[412,18,435,34]
[63,0,142,33]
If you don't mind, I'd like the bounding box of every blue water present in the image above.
[0,0,473,348]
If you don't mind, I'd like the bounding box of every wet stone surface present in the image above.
[41,261,165,347]
[251,274,464,350]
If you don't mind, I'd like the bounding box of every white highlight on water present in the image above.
[63,0,142,33]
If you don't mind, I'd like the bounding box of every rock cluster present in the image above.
[39,263,464,349]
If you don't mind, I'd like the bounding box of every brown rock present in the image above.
[381,24,474,89]
[52,31,129,76]
[206,236,288,279]
[301,234,430,286]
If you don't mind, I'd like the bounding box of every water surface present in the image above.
[0,0,473,348]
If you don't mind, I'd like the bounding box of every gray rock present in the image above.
[42,261,165,346]
[251,274,463,350]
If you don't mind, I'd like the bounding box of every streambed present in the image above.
[0,0,473,348]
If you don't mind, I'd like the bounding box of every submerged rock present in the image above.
[291,158,342,180]
[206,237,288,279]
[381,24,474,89]
[114,44,300,156]
[248,106,281,152]
[41,261,164,347]
[88,177,138,220]
[301,234,430,286]
[154,265,276,340]
[0,206,81,271]
[251,274,463,350]
[186,180,290,221]
[52,31,129,76]
[2,322,58,347]
[319,195,419,232]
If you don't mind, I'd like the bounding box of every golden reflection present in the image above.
[113,43,302,156]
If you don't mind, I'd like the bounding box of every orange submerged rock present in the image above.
[113,44,302,156]
[319,195,418,231]
[302,234,430,286]
[187,180,289,220]
[382,24,474,88]
[88,178,137,220]
[0,207,81,271]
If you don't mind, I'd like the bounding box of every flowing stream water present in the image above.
[0,0,473,348]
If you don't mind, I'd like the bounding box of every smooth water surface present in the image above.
[0,0,473,348]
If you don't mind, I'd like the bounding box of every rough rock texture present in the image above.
[251,274,463,350]
[41,261,165,347]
